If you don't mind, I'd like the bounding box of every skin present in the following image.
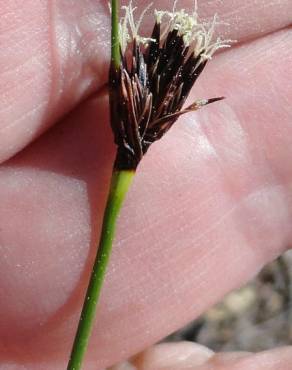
[0,0,291,369]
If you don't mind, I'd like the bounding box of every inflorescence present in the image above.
[109,1,232,170]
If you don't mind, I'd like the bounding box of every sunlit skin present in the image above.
[0,0,291,369]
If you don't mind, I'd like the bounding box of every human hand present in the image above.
[0,0,291,369]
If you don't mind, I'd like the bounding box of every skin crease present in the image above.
[0,0,292,369]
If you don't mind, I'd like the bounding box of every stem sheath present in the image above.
[67,170,135,370]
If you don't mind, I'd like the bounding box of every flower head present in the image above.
[109,1,232,170]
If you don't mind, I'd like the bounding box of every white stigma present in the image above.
[119,1,233,62]
[119,1,155,52]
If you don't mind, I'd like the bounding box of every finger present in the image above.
[205,347,292,370]
[0,0,291,163]
[129,342,214,370]
[0,27,291,370]
[116,343,292,370]
[0,0,110,162]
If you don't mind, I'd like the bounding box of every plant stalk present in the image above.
[111,0,120,68]
[67,169,135,370]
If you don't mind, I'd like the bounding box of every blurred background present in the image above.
[166,250,292,351]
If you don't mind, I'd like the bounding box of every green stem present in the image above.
[67,169,135,370]
[111,0,120,68]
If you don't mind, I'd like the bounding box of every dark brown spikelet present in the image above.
[109,9,227,171]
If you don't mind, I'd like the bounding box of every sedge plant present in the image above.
[66,1,231,369]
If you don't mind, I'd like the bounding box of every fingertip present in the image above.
[130,342,213,369]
